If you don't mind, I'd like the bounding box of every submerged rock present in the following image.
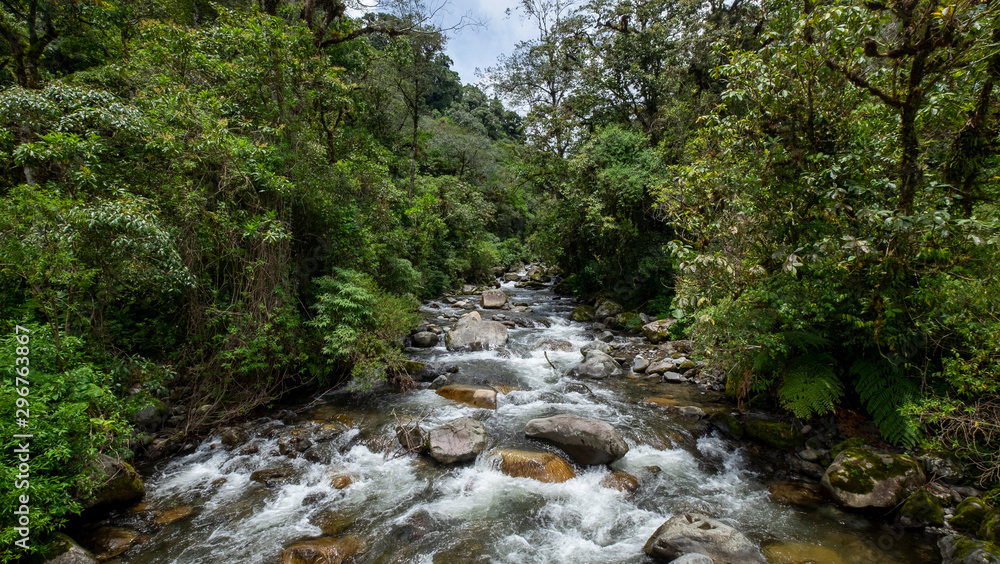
[491,448,576,483]
[768,481,825,509]
[426,417,487,464]
[154,505,194,525]
[250,467,296,487]
[279,536,363,564]
[445,312,509,351]
[524,414,629,465]
[644,513,766,563]
[763,542,846,564]
[435,384,498,409]
[820,448,925,508]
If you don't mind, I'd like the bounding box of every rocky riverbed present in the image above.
[57,268,998,563]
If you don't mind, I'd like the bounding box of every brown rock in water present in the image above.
[768,482,825,509]
[330,474,353,489]
[601,471,640,494]
[763,542,846,564]
[643,397,678,408]
[83,527,140,560]
[435,384,498,409]
[280,536,362,564]
[154,505,194,525]
[491,448,576,483]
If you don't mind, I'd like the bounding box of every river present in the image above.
[91,279,940,563]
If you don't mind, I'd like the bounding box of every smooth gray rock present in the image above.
[480,289,508,309]
[632,356,650,373]
[644,513,766,563]
[667,554,715,564]
[426,418,487,464]
[524,414,629,465]
[445,312,509,351]
[569,350,623,379]
[39,533,97,564]
[580,341,613,356]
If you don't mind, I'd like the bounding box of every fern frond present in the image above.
[780,330,830,350]
[850,358,920,446]
[778,354,843,418]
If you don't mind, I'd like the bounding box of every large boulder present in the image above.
[435,384,498,409]
[130,399,167,432]
[279,536,363,564]
[568,350,623,379]
[524,414,628,465]
[642,319,676,344]
[480,289,508,309]
[426,417,487,464]
[490,448,576,483]
[983,510,1000,543]
[80,455,145,511]
[938,535,1000,564]
[820,448,926,508]
[644,513,766,563]
[445,312,509,351]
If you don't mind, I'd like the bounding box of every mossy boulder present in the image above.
[938,535,1000,564]
[981,510,1000,543]
[744,419,803,450]
[608,312,638,329]
[898,489,944,527]
[594,298,623,318]
[80,455,145,511]
[950,497,990,532]
[710,412,745,439]
[820,447,925,508]
[570,306,596,322]
[552,274,577,295]
[830,437,868,459]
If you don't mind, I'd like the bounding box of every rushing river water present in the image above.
[95,279,941,563]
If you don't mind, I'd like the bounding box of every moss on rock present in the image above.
[899,489,944,527]
[570,306,595,322]
[981,510,1000,543]
[744,419,803,450]
[820,447,925,508]
[830,437,868,459]
[950,497,990,533]
[710,412,745,439]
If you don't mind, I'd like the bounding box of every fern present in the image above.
[850,358,920,446]
[778,354,843,418]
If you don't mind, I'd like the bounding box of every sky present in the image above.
[439,0,538,87]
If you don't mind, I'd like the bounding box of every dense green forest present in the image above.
[1,0,998,557]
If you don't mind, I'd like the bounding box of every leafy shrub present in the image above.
[308,269,420,390]
[0,324,132,561]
